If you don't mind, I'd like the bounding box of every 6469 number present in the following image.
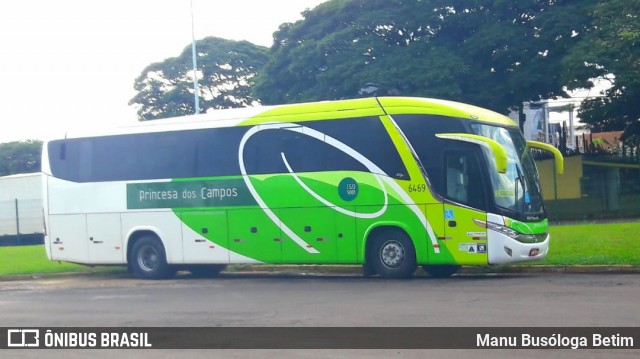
[408,184,427,193]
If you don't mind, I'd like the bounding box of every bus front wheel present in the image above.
[370,230,417,279]
[130,235,175,279]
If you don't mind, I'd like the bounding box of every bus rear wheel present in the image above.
[130,235,175,279]
[424,265,461,278]
[370,230,417,279]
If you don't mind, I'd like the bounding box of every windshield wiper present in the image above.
[515,164,529,211]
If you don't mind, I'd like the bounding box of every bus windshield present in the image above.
[470,123,544,218]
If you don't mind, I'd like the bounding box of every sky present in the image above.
[0,0,328,143]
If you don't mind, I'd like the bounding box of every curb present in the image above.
[231,264,640,275]
[1,264,639,282]
[0,269,129,282]
[483,265,640,274]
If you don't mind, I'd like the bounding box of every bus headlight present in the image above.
[486,222,518,239]
[487,222,547,243]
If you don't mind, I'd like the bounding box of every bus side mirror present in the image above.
[526,141,564,175]
[435,133,508,174]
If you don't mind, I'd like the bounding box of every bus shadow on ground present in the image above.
[173,270,529,282]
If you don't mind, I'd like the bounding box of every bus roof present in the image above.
[378,97,516,127]
[57,97,517,139]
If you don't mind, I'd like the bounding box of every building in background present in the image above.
[0,173,43,245]
[509,77,615,152]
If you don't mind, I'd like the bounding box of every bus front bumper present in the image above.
[486,223,549,265]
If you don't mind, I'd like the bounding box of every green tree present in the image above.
[429,0,596,114]
[130,37,269,120]
[563,0,640,144]
[253,0,593,116]
[0,140,42,176]
[254,0,465,104]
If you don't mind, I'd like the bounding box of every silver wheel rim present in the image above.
[380,240,405,269]
[137,245,159,272]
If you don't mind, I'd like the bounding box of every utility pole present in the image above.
[191,0,200,114]
[15,199,20,235]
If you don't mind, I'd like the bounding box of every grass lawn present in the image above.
[536,220,640,265]
[0,245,125,276]
[0,220,638,276]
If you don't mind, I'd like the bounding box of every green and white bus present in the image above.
[42,97,563,279]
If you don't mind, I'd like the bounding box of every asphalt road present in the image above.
[1,271,639,358]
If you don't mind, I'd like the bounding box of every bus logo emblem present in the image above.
[338,177,359,202]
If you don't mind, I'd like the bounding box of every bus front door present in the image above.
[443,204,488,265]
[441,150,488,265]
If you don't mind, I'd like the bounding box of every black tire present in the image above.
[370,230,417,279]
[130,235,175,279]
[362,262,377,277]
[188,264,227,278]
[424,265,461,278]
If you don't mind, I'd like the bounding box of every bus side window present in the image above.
[444,150,487,211]
[59,142,66,160]
[243,127,323,175]
[445,152,469,203]
[307,117,409,179]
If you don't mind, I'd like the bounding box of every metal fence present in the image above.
[537,155,640,221]
[0,198,44,246]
